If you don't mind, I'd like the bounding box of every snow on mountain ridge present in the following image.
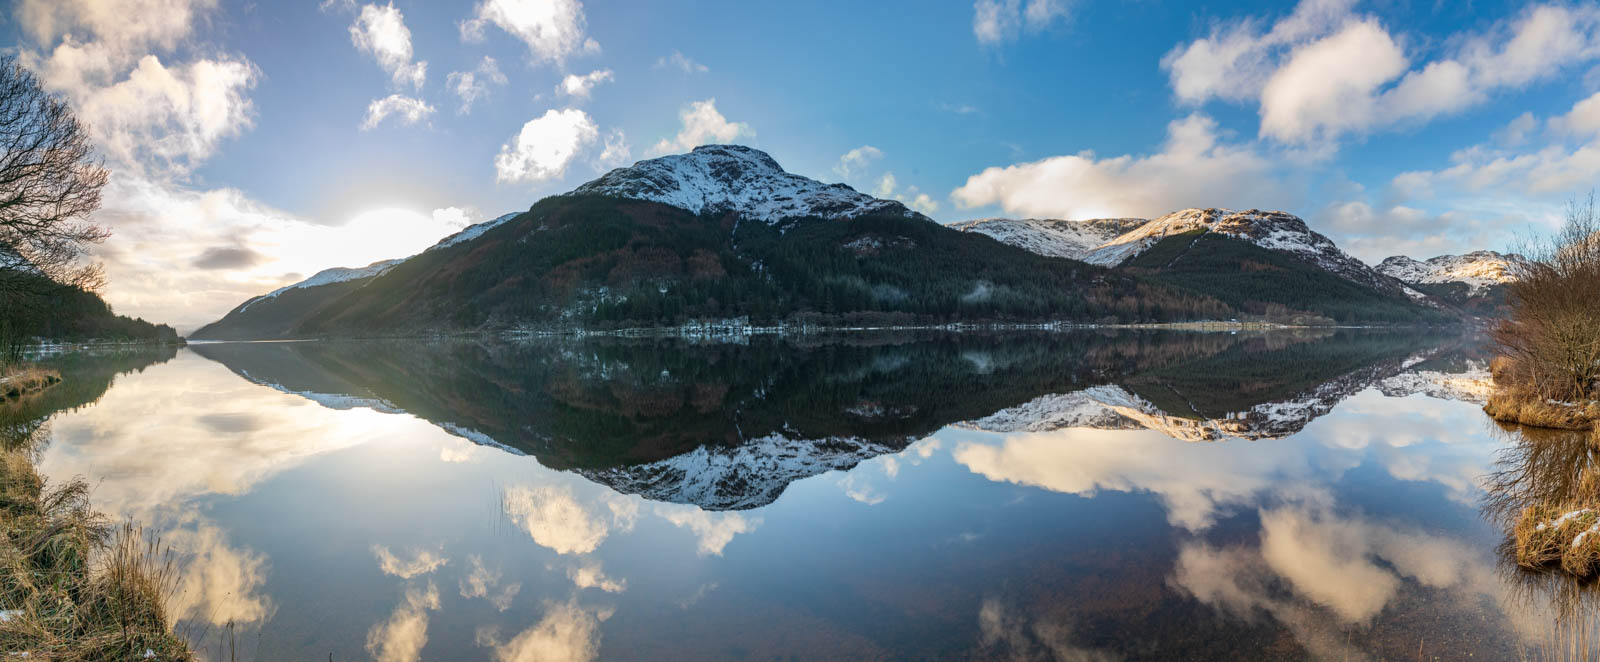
[1376,251,1521,295]
[567,144,927,224]
[956,208,1418,299]
[948,217,1145,259]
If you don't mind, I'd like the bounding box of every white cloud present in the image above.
[350,3,426,90]
[431,206,481,232]
[17,0,213,62]
[494,108,600,185]
[872,171,940,215]
[951,113,1284,220]
[362,94,436,130]
[372,544,449,579]
[654,51,708,73]
[557,69,614,99]
[1165,1,1600,144]
[447,56,507,114]
[648,99,753,156]
[461,0,599,65]
[366,581,442,662]
[23,47,256,178]
[973,0,1072,45]
[593,128,632,171]
[834,145,884,178]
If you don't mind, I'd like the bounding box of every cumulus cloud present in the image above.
[164,519,275,629]
[500,484,636,554]
[973,0,1073,45]
[366,581,442,662]
[494,108,600,185]
[557,69,614,99]
[373,544,449,579]
[870,171,939,215]
[461,0,600,64]
[654,51,708,73]
[350,2,426,90]
[648,99,753,156]
[362,94,436,130]
[951,114,1285,220]
[834,145,884,178]
[446,56,507,114]
[1164,1,1600,144]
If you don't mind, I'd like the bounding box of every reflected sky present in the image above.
[22,333,1583,661]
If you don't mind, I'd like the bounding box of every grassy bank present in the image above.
[1,367,62,401]
[1486,358,1600,431]
[0,391,192,659]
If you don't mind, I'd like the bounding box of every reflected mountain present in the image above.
[190,330,1475,510]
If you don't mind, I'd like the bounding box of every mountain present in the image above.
[194,145,1240,339]
[1375,251,1520,313]
[960,209,1439,324]
[189,213,519,340]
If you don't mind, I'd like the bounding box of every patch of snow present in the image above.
[426,212,521,252]
[949,217,1144,261]
[238,258,405,313]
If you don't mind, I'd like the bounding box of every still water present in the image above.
[9,330,1596,660]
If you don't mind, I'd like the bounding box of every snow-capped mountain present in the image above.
[568,144,927,224]
[948,217,1145,259]
[1376,251,1521,296]
[957,208,1420,299]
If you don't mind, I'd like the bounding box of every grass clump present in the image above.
[1510,431,1600,578]
[0,441,192,660]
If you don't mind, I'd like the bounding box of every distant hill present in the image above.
[0,267,180,347]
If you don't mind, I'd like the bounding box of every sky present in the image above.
[5,0,1600,332]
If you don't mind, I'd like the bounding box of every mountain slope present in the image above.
[1376,251,1520,314]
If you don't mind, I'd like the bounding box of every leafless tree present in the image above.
[1493,193,1600,402]
[0,54,109,300]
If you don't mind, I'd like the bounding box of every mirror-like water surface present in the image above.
[10,330,1593,661]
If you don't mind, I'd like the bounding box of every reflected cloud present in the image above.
[166,517,275,629]
[838,473,886,505]
[1172,502,1539,660]
[372,544,448,579]
[476,599,611,662]
[568,561,625,593]
[655,504,760,556]
[977,598,1120,662]
[502,484,636,555]
[365,581,441,662]
[460,555,521,612]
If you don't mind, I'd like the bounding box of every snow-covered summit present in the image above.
[566,144,926,224]
[1376,251,1521,295]
[948,217,1145,259]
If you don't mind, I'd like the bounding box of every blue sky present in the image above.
[7,0,1600,330]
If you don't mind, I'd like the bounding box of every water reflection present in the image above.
[13,330,1583,660]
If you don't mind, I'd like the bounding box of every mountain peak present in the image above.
[1376,250,1522,295]
[567,144,926,224]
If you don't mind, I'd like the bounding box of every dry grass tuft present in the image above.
[0,367,61,400]
[1486,384,1600,431]
[0,442,192,660]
